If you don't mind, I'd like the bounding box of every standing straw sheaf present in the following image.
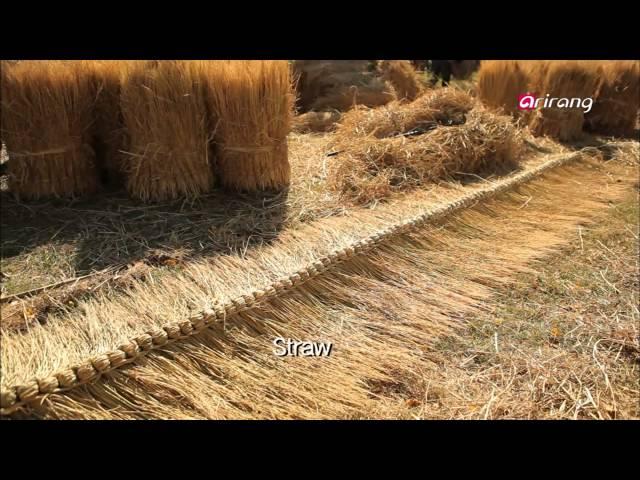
[377,60,424,101]
[477,60,529,116]
[120,61,213,202]
[0,61,99,199]
[202,60,294,192]
[528,61,602,141]
[585,60,640,138]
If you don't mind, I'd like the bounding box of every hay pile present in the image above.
[329,89,523,204]
[292,111,342,133]
[377,60,424,101]
[477,60,529,115]
[201,60,293,192]
[335,88,475,139]
[292,60,395,113]
[528,61,601,141]
[585,60,640,138]
[0,61,99,199]
[120,61,213,202]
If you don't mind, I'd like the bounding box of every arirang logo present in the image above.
[518,93,594,113]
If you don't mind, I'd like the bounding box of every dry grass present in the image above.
[0,60,99,199]
[2,156,635,419]
[529,61,602,142]
[335,88,475,139]
[585,60,640,138]
[377,60,424,101]
[120,60,213,202]
[477,60,529,115]
[201,60,294,192]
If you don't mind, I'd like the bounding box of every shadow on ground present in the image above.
[1,185,289,278]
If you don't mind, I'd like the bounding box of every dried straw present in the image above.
[335,88,475,139]
[0,60,99,199]
[200,60,294,192]
[330,104,523,204]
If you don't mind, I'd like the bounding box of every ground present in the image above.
[1,129,638,419]
[422,186,639,419]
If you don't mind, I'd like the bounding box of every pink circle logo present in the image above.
[518,93,537,110]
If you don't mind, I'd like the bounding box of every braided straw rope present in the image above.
[0,150,587,415]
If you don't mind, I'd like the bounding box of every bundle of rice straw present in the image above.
[292,60,395,112]
[81,60,129,185]
[201,60,293,192]
[519,60,552,92]
[292,111,342,133]
[528,61,602,141]
[0,61,99,199]
[477,60,529,115]
[585,60,640,138]
[336,88,475,139]
[377,60,424,101]
[329,103,522,205]
[120,61,213,201]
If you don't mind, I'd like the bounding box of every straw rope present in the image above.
[0,149,588,415]
[7,147,72,158]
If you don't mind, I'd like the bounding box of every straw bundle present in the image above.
[477,60,529,115]
[0,61,99,199]
[528,61,602,141]
[201,60,294,192]
[329,105,523,204]
[336,88,475,139]
[119,61,213,202]
[519,60,552,93]
[377,60,424,101]
[292,60,395,112]
[585,60,640,138]
[450,60,480,80]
